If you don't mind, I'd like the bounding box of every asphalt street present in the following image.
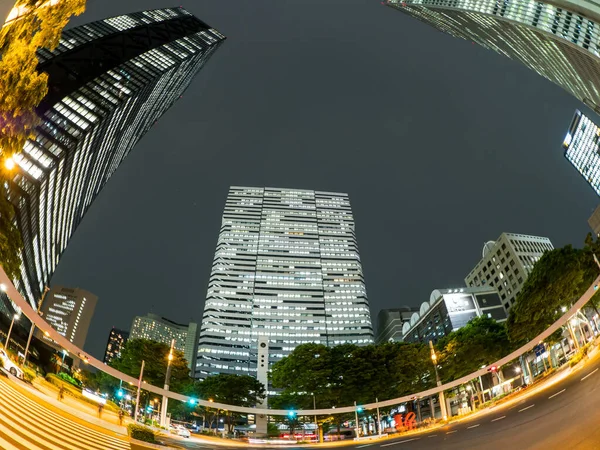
[164,351,600,450]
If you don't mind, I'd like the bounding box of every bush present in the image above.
[127,424,156,443]
[57,372,80,387]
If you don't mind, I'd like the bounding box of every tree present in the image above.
[508,245,591,344]
[109,339,191,394]
[197,373,266,433]
[436,316,512,383]
[0,190,23,279]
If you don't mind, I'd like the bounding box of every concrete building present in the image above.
[589,205,600,237]
[564,110,600,197]
[402,287,507,344]
[36,286,97,350]
[130,313,198,371]
[0,7,225,319]
[385,0,600,115]
[465,233,554,310]
[103,327,129,365]
[196,186,374,378]
[376,307,420,344]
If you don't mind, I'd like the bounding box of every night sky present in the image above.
[52,0,599,360]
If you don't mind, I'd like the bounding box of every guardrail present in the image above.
[1,265,598,416]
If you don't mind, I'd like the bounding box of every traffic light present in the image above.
[188,398,197,405]
[288,411,296,418]
[356,406,363,413]
[487,365,498,373]
[146,406,153,413]
[116,389,124,399]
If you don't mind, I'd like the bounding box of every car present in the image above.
[0,348,24,379]
[170,425,190,438]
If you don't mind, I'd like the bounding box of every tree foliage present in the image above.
[507,241,600,345]
[109,339,191,393]
[436,316,512,383]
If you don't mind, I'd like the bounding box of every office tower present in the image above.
[465,233,554,310]
[0,8,225,317]
[103,327,129,365]
[36,286,97,349]
[385,0,600,114]
[564,110,600,196]
[376,307,419,344]
[130,313,198,371]
[402,287,506,344]
[196,186,374,378]
[589,205,600,237]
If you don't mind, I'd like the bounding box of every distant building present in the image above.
[196,186,374,378]
[564,110,600,197]
[103,327,129,365]
[589,205,600,237]
[130,313,198,370]
[36,286,97,350]
[376,307,419,344]
[464,233,554,310]
[402,287,506,344]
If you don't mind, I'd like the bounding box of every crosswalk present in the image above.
[0,376,132,450]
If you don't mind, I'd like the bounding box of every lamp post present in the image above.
[160,339,175,428]
[353,401,360,438]
[134,360,145,423]
[312,394,318,440]
[59,349,68,373]
[5,313,20,349]
[376,397,381,437]
[24,286,50,364]
[429,341,448,420]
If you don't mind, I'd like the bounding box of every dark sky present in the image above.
[53,0,599,360]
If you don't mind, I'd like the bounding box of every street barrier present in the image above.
[1,265,598,416]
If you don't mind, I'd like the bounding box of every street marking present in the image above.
[518,404,535,412]
[357,445,374,448]
[380,438,419,446]
[548,389,566,399]
[467,424,480,429]
[491,416,506,422]
[446,430,457,434]
[427,435,437,438]
[581,368,599,381]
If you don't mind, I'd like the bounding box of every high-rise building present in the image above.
[402,287,506,344]
[103,327,129,365]
[376,307,419,344]
[36,286,97,350]
[0,8,225,317]
[385,0,600,114]
[196,186,374,378]
[588,205,600,237]
[130,313,198,371]
[564,110,600,196]
[464,233,554,310]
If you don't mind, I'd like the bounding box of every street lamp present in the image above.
[429,341,448,420]
[5,313,20,349]
[160,339,175,427]
[4,156,15,170]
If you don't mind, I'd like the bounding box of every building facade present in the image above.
[402,287,506,344]
[564,110,600,197]
[376,307,419,344]
[465,233,554,310]
[385,0,600,115]
[36,286,97,349]
[196,186,374,378]
[103,327,129,365]
[0,8,225,317]
[589,205,600,236]
[130,313,198,370]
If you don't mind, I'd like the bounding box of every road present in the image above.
[164,351,600,450]
[0,371,134,450]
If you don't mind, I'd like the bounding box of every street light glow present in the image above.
[4,157,15,170]
[0,284,6,292]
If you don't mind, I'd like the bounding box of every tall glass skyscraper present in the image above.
[196,187,374,378]
[564,109,600,195]
[1,8,225,315]
[385,0,600,114]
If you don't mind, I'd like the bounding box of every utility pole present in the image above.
[5,313,20,349]
[313,394,318,440]
[376,398,381,437]
[354,401,360,438]
[160,339,175,428]
[429,341,448,420]
[24,286,50,364]
[134,360,145,423]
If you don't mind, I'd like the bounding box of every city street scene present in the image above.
[2,0,600,449]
